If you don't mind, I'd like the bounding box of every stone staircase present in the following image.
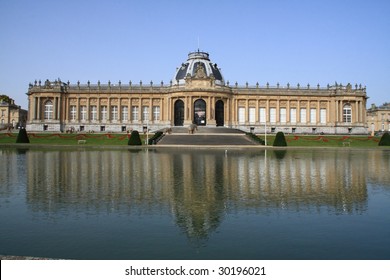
[156,126,260,146]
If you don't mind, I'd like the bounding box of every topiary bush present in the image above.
[16,127,30,143]
[378,132,390,146]
[273,131,287,146]
[128,130,142,145]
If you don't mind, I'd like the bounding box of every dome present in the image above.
[173,51,224,85]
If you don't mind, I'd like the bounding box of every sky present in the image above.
[1,0,389,109]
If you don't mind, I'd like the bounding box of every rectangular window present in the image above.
[320,109,326,124]
[280,108,286,123]
[269,108,276,123]
[310,108,316,124]
[111,106,118,121]
[238,107,245,124]
[343,106,352,123]
[300,108,306,124]
[142,106,149,121]
[122,106,128,122]
[153,106,160,121]
[259,107,266,123]
[44,101,54,120]
[70,105,76,121]
[249,107,255,124]
[101,106,107,121]
[80,106,87,121]
[131,106,138,121]
[90,106,97,121]
[290,108,297,124]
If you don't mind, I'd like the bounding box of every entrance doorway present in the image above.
[174,100,184,126]
[215,100,224,126]
[194,99,206,126]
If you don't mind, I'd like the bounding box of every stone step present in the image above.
[157,133,258,146]
[159,126,245,135]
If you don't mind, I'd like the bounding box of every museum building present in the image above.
[26,50,368,134]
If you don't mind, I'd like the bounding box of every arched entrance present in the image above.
[174,100,184,126]
[215,100,224,126]
[194,99,206,126]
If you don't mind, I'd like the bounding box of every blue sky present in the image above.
[1,0,389,109]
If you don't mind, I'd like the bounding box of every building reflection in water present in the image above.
[16,148,389,241]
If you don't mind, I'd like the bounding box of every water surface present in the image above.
[0,147,389,259]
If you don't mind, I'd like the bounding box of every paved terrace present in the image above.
[157,127,260,146]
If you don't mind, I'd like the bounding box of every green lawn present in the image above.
[262,135,381,148]
[0,132,384,147]
[0,132,146,146]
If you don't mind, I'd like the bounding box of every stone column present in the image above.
[128,97,131,122]
[138,98,141,123]
[76,97,80,121]
[53,97,57,120]
[86,97,89,122]
[245,99,249,123]
[149,98,152,122]
[317,100,320,124]
[107,97,111,122]
[37,97,41,120]
[355,101,359,123]
[97,98,100,121]
[33,97,37,120]
[159,98,163,123]
[188,97,193,123]
[57,97,61,120]
[306,100,310,124]
[286,100,290,123]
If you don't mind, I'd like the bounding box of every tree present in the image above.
[128,130,142,145]
[16,127,30,143]
[378,132,390,146]
[273,131,287,146]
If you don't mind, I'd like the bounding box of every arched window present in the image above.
[44,100,53,120]
[343,104,352,123]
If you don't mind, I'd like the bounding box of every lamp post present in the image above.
[146,111,149,145]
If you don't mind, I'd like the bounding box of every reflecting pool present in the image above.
[0,147,389,259]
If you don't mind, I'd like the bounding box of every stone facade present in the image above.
[366,103,390,134]
[26,51,368,134]
[0,96,27,130]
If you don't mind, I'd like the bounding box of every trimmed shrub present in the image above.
[128,130,142,145]
[16,128,30,143]
[378,132,390,146]
[273,131,287,146]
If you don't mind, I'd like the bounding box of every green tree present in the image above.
[16,128,30,143]
[128,130,142,145]
[378,132,390,146]
[273,131,287,146]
